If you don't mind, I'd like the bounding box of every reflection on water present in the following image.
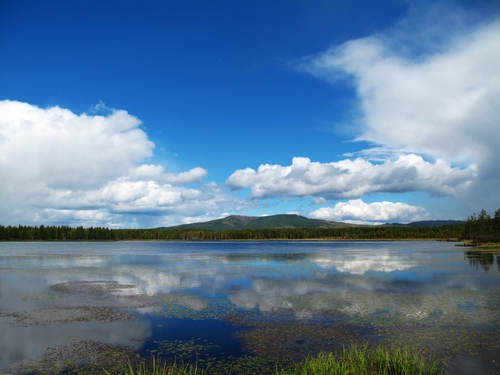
[0,241,499,374]
[311,250,416,274]
[464,249,500,272]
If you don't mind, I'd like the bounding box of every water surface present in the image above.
[0,241,499,374]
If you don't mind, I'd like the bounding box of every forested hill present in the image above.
[162,215,464,231]
[160,214,356,230]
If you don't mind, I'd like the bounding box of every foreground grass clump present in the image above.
[277,345,446,375]
[101,357,207,375]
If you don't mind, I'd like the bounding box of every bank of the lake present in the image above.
[456,241,500,249]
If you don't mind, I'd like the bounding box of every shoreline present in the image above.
[0,238,463,243]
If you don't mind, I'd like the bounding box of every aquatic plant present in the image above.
[276,345,447,375]
[1,340,138,375]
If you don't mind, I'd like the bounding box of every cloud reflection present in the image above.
[311,251,415,274]
[0,320,150,370]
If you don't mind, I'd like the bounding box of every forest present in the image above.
[0,209,498,242]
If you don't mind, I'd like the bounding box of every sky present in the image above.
[1,0,499,228]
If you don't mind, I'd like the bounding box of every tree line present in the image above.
[0,223,466,241]
[462,208,500,243]
[0,208,498,242]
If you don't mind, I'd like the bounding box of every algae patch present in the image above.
[50,280,136,297]
[2,280,144,326]
[2,340,137,375]
[0,305,137,326]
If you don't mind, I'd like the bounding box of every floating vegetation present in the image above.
[148,338,229,372]
[145,338,278,375]
[0,305,137,326]
[21,290,61,302]
[1,280,157,328]
[150,338,221,360]
[236,321,369,363]
[51,281,136,297]
[137,293,241,321]
[384,323,500,358]
[3,340,137,375]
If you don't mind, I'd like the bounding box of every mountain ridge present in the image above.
[160,214,463,231]
[161,214,355,230]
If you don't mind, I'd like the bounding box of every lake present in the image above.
[0,241,499,374]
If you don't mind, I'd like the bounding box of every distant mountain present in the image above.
[159,215,464,231]
[384,220,465,227]
[162,214,356,231]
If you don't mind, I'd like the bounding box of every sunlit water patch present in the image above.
[0,241,499,374]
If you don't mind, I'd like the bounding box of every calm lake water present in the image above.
[0,241,499,374]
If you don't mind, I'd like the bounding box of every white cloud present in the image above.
[299,18,500,210]
[309,199,427,223]
[0,100,154,190]
[226,155,476,200]
[129,164,165,178]
[161,167,208,184]
[312,197,327,204]
[128,164,207,184]
[0,100,244,227]
[303,22,500,162]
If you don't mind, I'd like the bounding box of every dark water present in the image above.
[0,241,499,374]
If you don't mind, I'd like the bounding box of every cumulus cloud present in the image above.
[0,100,152,190]
[300,21,500,162]
[128,165,207,184]
[162,167,208,184]
[0,100,243,227]
[299,18,500,210]
[226,155,476,200]
[309,199,428,223]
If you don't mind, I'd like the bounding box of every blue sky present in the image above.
[1,0,499,228]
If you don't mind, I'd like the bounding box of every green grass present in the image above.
[457,240,500,249]
[98,345,447,375]
[476,243,500,249]
[276,345,446,375]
